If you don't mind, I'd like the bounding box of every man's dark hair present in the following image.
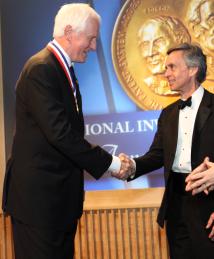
[167,43,207,84]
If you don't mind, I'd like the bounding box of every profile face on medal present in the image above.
[111,0,214,110]
[138,19,173,75]
[186,0,214,54]
[138,16,191,75]
[137,16,191,97]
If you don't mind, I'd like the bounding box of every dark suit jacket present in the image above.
[130,89,214,227]
[2,47,112,230]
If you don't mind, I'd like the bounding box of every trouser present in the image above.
[166,173,214,259]
[12,217,78,259]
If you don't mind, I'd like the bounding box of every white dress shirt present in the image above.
[172,86,204,173]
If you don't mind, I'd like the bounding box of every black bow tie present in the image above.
[178,96,192,110]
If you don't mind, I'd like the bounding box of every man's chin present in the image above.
[169,84,176,91]
[75,58,86,63]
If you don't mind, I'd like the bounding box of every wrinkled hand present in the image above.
[185,157,214,195]
[206,212,214,241]
[111,153,135,180]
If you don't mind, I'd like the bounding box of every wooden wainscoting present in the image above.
[74,188,169,259]
[0,215,14,259]
[0,188,169,259]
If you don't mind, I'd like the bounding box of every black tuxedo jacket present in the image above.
[131,89,214,227]
[2,47,112,230]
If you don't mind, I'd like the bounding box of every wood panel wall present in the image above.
[0,188,169,259]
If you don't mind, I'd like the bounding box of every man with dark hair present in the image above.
[115,43,214,258]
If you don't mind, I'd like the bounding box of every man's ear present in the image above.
[64,25,72,37]
[189,66,198,77]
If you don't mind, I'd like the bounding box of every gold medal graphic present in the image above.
[112,0,214,110]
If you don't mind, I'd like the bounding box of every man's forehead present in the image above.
[166,50,183,60]
[165,51,186,66]
[84,19,99,33]
[141,24,170,41]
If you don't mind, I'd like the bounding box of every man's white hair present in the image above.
[53,3,101,37]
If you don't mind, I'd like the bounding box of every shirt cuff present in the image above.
[107,155,121,173]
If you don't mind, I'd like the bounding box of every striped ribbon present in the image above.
[47,41,79,112]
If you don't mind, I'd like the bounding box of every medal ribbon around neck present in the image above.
[47,41,79,112]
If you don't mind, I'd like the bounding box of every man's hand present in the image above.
[111,153,135,180]
[185,157,214,195]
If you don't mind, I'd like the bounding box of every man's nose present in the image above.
[164,68,170,78]
[90,39,97,51]
[147,42,156,56]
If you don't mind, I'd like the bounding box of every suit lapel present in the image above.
[167,103,180,169]
[49,49,83,111]
[191,90,212,168]
[75,81,84,128]
[192,90,212,140]
[47,48,85,134]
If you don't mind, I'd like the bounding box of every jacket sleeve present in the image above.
[19,62,112,179]
[131,110,165,180]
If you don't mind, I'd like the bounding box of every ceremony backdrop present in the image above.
[2,0,213,190]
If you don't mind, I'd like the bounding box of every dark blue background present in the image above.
[1,0,164,190]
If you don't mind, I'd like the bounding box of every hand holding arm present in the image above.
[185,157,214,195]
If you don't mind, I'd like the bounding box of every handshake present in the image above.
[111,153,136,181]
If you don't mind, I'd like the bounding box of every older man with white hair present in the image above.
[2,3,131,259]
